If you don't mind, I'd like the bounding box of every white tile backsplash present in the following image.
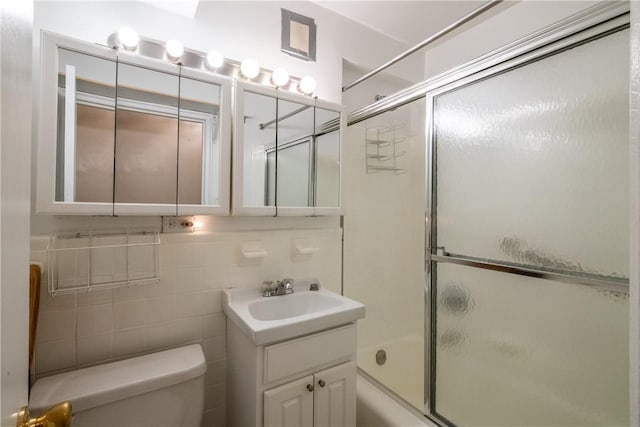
[32,227,342,427]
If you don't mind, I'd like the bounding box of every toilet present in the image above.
[29,344,206,427]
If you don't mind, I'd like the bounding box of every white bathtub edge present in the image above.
[356,373,437,427]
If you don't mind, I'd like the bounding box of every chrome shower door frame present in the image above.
[424,6,630,426]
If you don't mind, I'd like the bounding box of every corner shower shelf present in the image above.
[365,124,407,174]
[46,229,161,295]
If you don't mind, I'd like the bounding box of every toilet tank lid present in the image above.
[29,344,206,413]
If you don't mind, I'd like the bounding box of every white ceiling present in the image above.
[312,0,484,46]
[136,0,485,47]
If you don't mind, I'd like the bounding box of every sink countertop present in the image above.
[223,282,366,345]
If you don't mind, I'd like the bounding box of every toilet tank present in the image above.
[30,344,206,427]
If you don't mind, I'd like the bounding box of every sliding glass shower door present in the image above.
[428,18,630,427]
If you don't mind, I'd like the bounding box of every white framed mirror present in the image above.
[232,81,344,216]
[36,31,232,216]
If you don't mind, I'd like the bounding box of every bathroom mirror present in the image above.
[314,103,342,213]
[274,93,315,215]
[232,81,344,216]
[233,85,278,215]
[37,31,231,215]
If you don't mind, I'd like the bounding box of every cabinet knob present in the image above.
[318,379,326,388]
[306,384,314,392]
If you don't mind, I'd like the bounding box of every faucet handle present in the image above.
[281,278,294,294]
[263,280,276,297]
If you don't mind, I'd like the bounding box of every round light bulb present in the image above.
[298,76,316,95]
[206,51,224,69]
[240,59,260,79]
[117,27,139,50]
[165,39,184,60]
[271,67,290,87]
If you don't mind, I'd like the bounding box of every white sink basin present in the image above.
[223,281,365,345]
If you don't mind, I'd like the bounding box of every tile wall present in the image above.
[30,227,342,427]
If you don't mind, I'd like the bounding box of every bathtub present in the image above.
[356,334,436,427]
[356,373,436,427]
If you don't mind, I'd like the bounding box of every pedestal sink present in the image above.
[223,281,365,345]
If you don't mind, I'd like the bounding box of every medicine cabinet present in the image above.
[232,81,344,216]
[36,31,232,215]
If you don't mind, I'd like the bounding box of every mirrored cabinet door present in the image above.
[37,32,232,215]
[232,81,344,216]
[232,83,278,215]
[313,102,343,215]
[37,33,118,214]
[113,60,180,215]
[275,94,315,215]
[177,69,231,215]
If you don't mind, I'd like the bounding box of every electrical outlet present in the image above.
[162,216,196,233]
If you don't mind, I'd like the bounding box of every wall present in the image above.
[31,228,341,426]
[342,94,426,408]
[29,2,418,426]
[33,0,422,105]
[422,1,600,80]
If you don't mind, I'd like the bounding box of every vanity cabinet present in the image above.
[227,322,357,427]
[36,31,231,215]
[232,81,345,216]
[264,361,356,427]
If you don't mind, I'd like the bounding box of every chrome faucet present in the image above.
[275,278,294,296]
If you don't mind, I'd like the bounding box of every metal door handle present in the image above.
[318,379,326,387]
[16,401,72,427]
[306,384,314,392]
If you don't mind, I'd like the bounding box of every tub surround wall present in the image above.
[30,228,342,427]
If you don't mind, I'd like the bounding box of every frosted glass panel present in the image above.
[435,263,628,426]
[434,29,629,278]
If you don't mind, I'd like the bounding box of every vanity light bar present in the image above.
[109,28,315,95]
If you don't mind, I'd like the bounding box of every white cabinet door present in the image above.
[313,361,356,427]
[264,375,314,427]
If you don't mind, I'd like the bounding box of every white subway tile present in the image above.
[205,241,235,267]
[36,309,76,343]
[201,404,226,427]
[173,317,203,343]
[201,336,226,362]
[202,312,226,338]
[114,300,145,330]
[200,405,227,427]
[145,296,176,324]
[176,267,205,293]
[39,282,77,311]
[205,359,226,385]
[204,382,226,410]
[77,289,113,307]
[114,327,146,357]
[77,332,113,366]
[176,292,205,318]
[35,339,76,375]
[175,243,205,268]
[160,242,176,272]
[145,270,176,298]
[114,285,146,302]
[77,303,113,337]
[201,290,223,314]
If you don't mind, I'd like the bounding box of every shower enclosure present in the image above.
[343,4,630,426]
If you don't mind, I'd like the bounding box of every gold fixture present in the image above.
[16,401,72,427]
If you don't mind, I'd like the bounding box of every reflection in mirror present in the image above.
[178,77,221,206]
[275,98,314,208]
[114,63,179,205]
[314,108,341,208]
[56,48,116,203]
[242,91,276,208]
